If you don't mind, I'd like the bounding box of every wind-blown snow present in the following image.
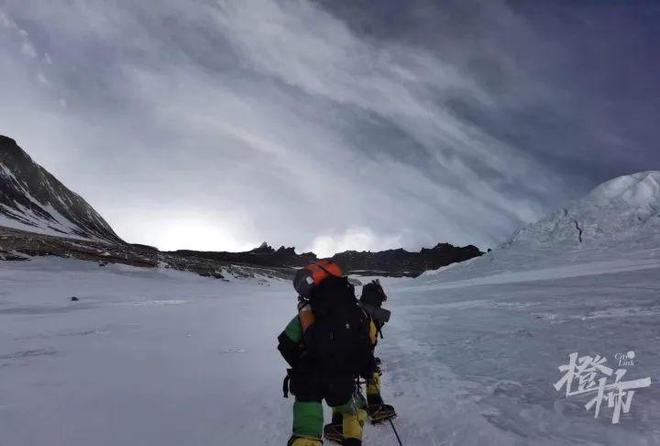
[1,238,659,445]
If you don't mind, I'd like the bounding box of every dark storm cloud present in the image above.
[323,0,660,186]
[1,0,658,254]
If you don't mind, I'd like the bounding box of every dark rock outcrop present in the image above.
[174,242,317,268]
[331,243,483,277]
[0,135,122,243]
[0,227,294,280]
[174,242,483,278]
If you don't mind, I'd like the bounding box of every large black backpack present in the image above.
[306,276,374,375]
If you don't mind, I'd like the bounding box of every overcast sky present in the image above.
[1,1,659,255]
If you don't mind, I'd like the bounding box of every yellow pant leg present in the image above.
[290,437,322,446]
[342,407,367,441]
[367,371,381,397]
[333,391,367,443]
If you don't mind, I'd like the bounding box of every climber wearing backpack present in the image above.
[324,279,397,444]
[278,260,377,446]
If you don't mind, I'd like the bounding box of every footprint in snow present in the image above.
[220,348,247,354]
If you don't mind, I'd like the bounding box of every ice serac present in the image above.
[510,171,660,247]
[0,135,123,243]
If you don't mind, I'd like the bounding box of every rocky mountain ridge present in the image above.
[1,135,483,278]
[0,135,122,243]
[174,241,482,277]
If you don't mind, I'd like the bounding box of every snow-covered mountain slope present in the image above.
[0,135,122,243]
[2,172,659,445]
[2,245,659,445]
[418,171,660,288]
[510,171,660,248]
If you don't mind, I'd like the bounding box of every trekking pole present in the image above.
[389,418,403,446]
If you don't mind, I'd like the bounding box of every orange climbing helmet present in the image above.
[293,260,343,298]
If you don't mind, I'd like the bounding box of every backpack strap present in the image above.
[282,369,292,398]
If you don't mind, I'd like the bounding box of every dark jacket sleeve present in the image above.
[277,316,304,368]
